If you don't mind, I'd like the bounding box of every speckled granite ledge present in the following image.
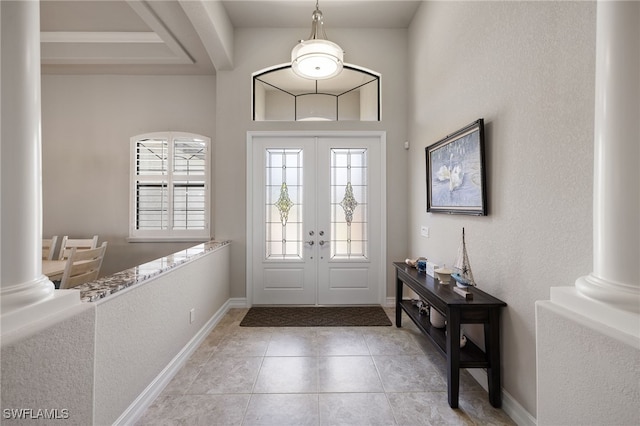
[74,240,230,302]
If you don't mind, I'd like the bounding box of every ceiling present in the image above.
[222,0,421,28]
[40,0,422,75]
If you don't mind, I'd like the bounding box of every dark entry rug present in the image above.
[239,306,392,327]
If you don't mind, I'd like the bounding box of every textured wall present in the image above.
[41,75,216,276]
[93,245,230,425]
[536,301,640,425]
[1,245,230,425]
[1,303,96,425]
[41,27,411,299]
[215,27,410,299]
[407,1,596,418]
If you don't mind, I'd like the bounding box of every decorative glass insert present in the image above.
[339,182,358,224]
[275,182,294,225]
[331,148,368,259]
[265,149,303,259]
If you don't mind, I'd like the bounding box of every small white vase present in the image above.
[429,308,446,328]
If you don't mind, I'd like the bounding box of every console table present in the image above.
[394,262,507,408]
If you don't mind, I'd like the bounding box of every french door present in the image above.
[247,132,386,305]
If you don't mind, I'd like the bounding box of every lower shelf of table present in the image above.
[398,300,489,368]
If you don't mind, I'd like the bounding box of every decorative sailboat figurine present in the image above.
[451,227,476,288]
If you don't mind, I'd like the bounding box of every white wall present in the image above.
[214,27,410,299]
[41,28,409,298]
[407,1,596,419]
[536,300,640,425]
[41,75,217,276]
[1,245,230,425]
[94,245,230,424]
[1,303,96,426]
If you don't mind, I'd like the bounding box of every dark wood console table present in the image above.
[394,262,506,408]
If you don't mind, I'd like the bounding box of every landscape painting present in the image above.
[426,119,487,215]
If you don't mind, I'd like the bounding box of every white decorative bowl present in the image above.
[434,268,452,285]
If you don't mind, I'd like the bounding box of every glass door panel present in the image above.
[265,148,304,260]
[330,148,368,260]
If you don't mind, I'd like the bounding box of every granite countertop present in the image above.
[74,240,230,302]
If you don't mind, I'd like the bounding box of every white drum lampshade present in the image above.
[291,1,344,80]
[291,39,343,80]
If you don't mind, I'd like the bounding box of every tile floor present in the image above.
[136,308,515,425]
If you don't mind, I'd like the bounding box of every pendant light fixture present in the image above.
[291,0,344,80]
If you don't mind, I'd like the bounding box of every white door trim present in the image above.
[246,130,387,307]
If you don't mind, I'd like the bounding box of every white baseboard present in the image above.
[227,297,248,308]
[114,299,235,425]
[467,368,537,426]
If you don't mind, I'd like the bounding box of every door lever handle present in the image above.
[306,240,315,246]
[318,240,326,246]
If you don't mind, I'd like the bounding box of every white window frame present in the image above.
[129,131,211,242]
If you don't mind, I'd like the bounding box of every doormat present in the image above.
[239,306,392,327]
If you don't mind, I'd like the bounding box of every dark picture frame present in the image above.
[426,119,487,215]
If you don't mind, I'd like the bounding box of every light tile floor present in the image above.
[136,308,515,425]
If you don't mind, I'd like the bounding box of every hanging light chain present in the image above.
[308,0,328,41]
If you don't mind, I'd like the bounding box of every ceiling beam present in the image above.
[179,0,234,72]
[40,30,192,65]
[126,0,195,64]
[41,32,162,44]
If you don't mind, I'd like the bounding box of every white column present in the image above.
[0,0,55,312]
[575,1,640,313]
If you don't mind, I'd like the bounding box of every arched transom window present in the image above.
[253,64,381,122]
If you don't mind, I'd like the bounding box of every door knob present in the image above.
[318,240,326,246]
[306,240,315,246]
[309,231,314,236]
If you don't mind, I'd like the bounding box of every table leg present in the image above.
[446,308,461,408]
[484,309,502,408]
[395,276,403,327]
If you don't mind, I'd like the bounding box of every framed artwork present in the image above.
[426,119,487,215]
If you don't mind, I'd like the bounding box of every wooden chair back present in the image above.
[58,235,99,260]
[42,236,59,260]
[59,242,108,289]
